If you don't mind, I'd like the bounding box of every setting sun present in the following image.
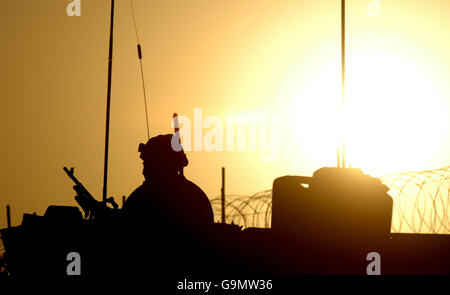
[344,51,447,175]
[289,50,449,176]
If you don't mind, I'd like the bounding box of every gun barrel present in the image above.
[63,167,95,200]
[63,167,81,185]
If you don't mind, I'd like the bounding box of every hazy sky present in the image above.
[1,0,450,228]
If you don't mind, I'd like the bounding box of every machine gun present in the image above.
[63,167,118,219]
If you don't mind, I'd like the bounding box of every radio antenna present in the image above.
[130,0,150,139]
[173,113,184,176]
[339,0,346,168]
[102,0,115,202]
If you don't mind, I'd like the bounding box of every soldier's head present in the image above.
[138,134,188,182]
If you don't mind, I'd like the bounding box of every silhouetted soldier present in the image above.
[72,134,213,229]
[70,134,214,277]
[123,134,215,276]
[122,134,214,235]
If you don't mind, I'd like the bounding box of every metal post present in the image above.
[6,205,11,228]
[221,167,225,223]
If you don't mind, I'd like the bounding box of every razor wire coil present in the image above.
[210,166,450,234]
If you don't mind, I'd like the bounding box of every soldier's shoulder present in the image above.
[122,184,146,211]
[129,183,146,195]
[178,176,214,223]
[179,176,207,197]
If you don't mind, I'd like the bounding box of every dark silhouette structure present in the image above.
[0,134,241,280]
[122,134,213,231]
[1,135,450,280]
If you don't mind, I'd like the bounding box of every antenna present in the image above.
[339,0,346,168]
[130,0,150,139]
[102,0,115,202]
[173,113,184,176]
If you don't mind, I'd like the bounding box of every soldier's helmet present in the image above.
[138,134,188,171]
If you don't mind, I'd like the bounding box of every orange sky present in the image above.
[1,0,450,228]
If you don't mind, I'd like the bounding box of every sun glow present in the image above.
[345,51,447,175]
[285,50,447,176]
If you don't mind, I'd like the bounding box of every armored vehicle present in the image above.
[2,166,450,279]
